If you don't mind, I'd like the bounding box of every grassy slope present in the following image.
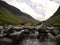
[45,13,60,27]
[0,8,38,26]
[0,8,23,25]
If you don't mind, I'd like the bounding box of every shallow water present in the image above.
[21,38,56,45]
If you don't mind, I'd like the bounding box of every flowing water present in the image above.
[21,38,56,45]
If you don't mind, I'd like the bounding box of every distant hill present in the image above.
[45,7,60,27]
[0,1,39,25]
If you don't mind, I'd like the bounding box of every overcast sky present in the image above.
[2,0,60,21]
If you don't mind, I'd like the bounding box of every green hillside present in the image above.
[0,8,38,26]
[46,15,60,27]
[0,8,23,25]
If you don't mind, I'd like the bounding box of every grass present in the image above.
[0,8,23,25]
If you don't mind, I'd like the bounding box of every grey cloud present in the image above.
[51,0,60,4]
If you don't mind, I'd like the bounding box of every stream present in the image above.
[21,38,56,45]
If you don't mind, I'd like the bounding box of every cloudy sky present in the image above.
[2,0,60,21]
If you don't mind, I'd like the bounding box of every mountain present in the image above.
[45,7,60,27]
[0,7,23,25]
[0,1,60,26]
[0,1,39,25]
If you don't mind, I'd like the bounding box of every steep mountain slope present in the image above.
[0,1,22,16]
[0,1,39,22]
[0,1,39,25]
[0,8,23,25]
[46,7,60,26]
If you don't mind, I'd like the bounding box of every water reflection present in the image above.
[21,38,56,45]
